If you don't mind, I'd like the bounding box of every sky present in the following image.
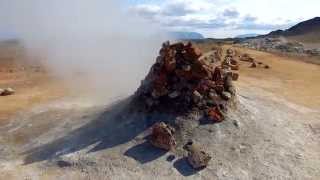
[126,0,320,38]
[0,0,319,39]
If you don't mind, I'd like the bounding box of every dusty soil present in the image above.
[229,45,320,109]
[0,45,319,179]
[0,58,65,126]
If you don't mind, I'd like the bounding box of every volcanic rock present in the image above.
[184,141,212,169]
[207,107,224,122]
[250,62,257,68]
[0,88,15,96]
[150,122,176,150]
[136,41,238,121]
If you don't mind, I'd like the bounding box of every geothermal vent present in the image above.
[135,42,239,122]
[133,42,240,169]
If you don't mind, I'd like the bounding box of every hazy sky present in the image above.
[127,0,320,37]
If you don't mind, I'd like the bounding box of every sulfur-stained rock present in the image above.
[150,122,176,151]
[184,141,212,169]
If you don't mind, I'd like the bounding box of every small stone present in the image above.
[150,122,176,151]
[182,64,191,71]
[207,107,224,122]
[167,155,176,162]
[1,88,15,96]
[221,91,232,101]
[232,73,239,81]
[168,91,180,99]
[250,62,257,68]
[230,65,239,71]
[184,141,211,169]
[192,90,203,103]
[233,120,240,128]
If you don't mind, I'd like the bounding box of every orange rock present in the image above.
[207,107,224,122]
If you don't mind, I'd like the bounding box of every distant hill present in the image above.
[169,31,204,40]
[235,33,260,38]
[266,17,320,37]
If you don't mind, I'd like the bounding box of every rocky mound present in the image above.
[133,42,240,169]
[135,42,239,122]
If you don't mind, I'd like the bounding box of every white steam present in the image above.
[0,0,167,102]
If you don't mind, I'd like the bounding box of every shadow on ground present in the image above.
[173,157,200,176]
[22,97,176,165]
[124,140,167,164]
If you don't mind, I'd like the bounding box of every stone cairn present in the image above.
[135,42,239,169]
[136,42,239,119]
[240,53,270,69]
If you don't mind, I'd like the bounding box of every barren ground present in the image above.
[0,45,319,179]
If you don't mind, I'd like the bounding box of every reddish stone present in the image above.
[212,67,223,83]
[250,62,257,68]
[150,122,176,150]
[231,59,238,65]
[207,107,224,122]
[153,69,167,90]
[191,62,211,79]
[175,69,193,80]
[232,73,239,81]
[230,65,239,71]
[184,43,203,60]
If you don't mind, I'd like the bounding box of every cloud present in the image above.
[130,4,161,19]
[223,9,239,18]
[161,1,197,16]
[129,0,303,37]
[163,18,227,29]
[236,15,294,30]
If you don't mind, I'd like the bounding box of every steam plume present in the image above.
[0,0,167,102]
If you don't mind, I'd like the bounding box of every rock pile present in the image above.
[240,53,271,69]
[135,43,240,170]
[136,42,238,123]
[240,53,254,62]
[0,88,15,96]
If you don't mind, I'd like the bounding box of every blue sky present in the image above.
[126,0,320,38]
